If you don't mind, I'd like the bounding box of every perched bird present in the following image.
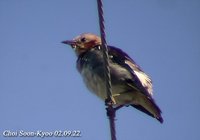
[62,33,163,123]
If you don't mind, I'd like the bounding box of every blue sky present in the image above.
[0,0,200,140]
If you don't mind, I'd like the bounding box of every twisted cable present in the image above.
[97,0,117,140]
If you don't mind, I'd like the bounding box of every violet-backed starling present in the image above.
[62,33,163,123]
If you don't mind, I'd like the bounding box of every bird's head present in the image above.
[62,33,101,56]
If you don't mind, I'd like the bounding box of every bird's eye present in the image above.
[80,37,86,42]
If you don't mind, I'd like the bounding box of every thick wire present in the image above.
[97,0,117,140]
[97,0,113,104]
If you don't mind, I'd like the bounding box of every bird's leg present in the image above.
[106,105,123,118]
[114,105,124,111]
[105,98,123,117]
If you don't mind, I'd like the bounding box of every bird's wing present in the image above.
[108,46,153,98]
[125,60,153,96]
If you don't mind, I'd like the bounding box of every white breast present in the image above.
[81,68,107,100]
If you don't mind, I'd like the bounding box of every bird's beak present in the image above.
[62,40,76,45]
[61,40,76,48]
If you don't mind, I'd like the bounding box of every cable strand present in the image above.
[97,0,118,140]
[97,0,113,105]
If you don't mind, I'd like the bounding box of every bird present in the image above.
[62,33,163,123]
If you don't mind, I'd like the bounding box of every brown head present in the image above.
[62,33,101,56]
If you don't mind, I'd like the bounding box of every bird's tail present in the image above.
[131,96,163,123]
